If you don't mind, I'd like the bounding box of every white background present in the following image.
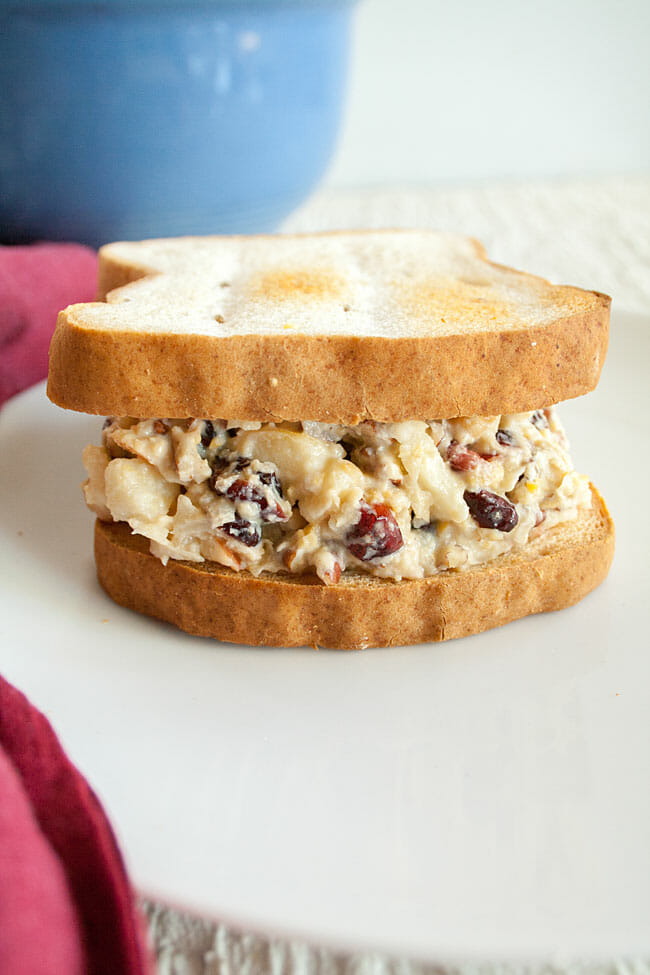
[324,0,650,187]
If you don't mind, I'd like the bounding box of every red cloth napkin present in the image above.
[0,674,152,975]
[0,243,98,408]
[0,246,152,970]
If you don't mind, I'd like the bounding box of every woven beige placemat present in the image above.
[142,899,649,975]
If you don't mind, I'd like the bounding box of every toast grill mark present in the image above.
[404,280,515,333]
[249,269,344,302]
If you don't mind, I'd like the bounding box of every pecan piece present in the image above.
[322,561,342,585]
[447,440,481,471]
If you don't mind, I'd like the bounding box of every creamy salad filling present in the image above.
[82,409,591,585]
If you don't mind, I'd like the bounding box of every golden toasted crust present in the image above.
[93,487,614,650]
[47,231,610,422]
[48,306,610,423]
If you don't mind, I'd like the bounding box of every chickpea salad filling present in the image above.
[82,409,592,585]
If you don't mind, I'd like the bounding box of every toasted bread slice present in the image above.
[48,231,610,423]
[93,486,614,650]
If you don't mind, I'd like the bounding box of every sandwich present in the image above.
[47,230,614,649]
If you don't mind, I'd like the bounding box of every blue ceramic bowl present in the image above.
[0,0,355,246]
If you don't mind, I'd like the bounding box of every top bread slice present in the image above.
[47,230,610,423]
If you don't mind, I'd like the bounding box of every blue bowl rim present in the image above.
[0,0,358,8]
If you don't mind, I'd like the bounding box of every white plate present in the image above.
[1,309,649,962]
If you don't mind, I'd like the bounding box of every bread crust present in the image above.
[47,232,610,422]
[49,305,609,423]
[93,487,614,650]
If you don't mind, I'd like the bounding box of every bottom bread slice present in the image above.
[94,486,614,650]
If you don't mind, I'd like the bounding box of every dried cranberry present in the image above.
[464,490,518,532]
[228,478,276,518]
[201,420,215,448]
[258,470,283,497]
[225,479,284,520]
[212,462,287,522]
[447,440,480,471]
[211,457,228,474]
[531,410,548,428]
[496,429,515,446]
[223,478,259,504]
[219,517,260,547]
[347,502,403,561]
